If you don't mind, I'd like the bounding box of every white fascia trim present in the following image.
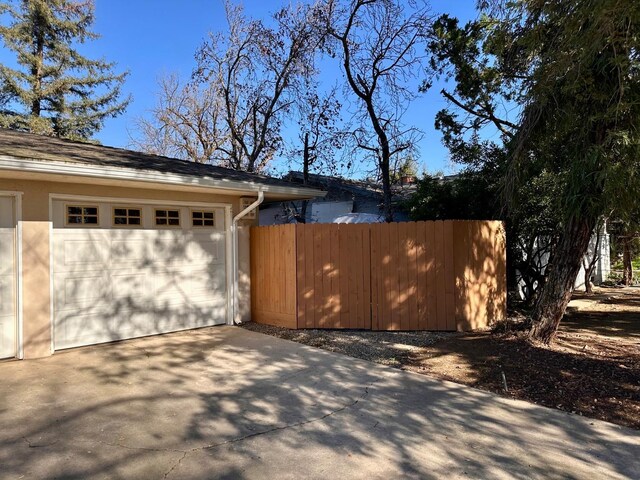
[0,155,326,199]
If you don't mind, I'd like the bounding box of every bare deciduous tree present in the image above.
[324,0,429,221]
[194,1,324,172]
[130,74,226,163]
[285,83,347,222]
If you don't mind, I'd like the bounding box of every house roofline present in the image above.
[0,155,327,200]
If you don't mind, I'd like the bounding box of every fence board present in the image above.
[434,221,446,330]
[397,222,408,330]
[411,223,419,330]
[251,221,506,332]
[370,224,379,329]
[304,225,315,328]
[416,222,427,330]
[453,221,470,330]
[350,225,359,328]
[338,225,349,328]
[425,222,438,330]
[296,225,306,328]
[361,225,372,330]
[444,221,456,330]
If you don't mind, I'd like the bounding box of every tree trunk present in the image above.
[300,132,310,223]
[583,221,602,294]
[529,215,596,344]
[30,31,44,117]
[380,159,393,222]
[584,268,593,294]
[622,237,633,286]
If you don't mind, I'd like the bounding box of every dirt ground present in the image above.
[243,286,640,430]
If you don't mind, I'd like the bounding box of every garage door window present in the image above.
[192,210,215,227]
[113,207,142,226]
[155,209,180,226]
[66,205,98,225]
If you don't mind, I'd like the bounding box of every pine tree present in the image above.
[0,0,129,140]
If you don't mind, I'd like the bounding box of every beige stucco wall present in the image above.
[21,221,52,358]
[0,176,256,359]
[237,225,252,323]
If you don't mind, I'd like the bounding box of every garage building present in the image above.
[0,128,323,359]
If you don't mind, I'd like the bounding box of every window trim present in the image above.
[64,204,100,227]
[191,209,216,228]
[112,205,143,228]
[154,208,181,228]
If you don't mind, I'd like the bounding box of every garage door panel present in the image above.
[56,273,112,309]
[53,201,228,350]
[154,277,198,308]
[183,241,218,264]
[154,266,225,298]
[110,237,152,268]
[152,231,187,264]
[0,316,14,356]
[0,273,14,317]
[0,232,14,274]
[55,234,110,272]
[109,311,158,341]
[54,310,107,349]
[112,271,151,301]
[56,309,143,350]
[55,297,227,350]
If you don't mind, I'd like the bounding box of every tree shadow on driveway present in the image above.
[0,326,638,479]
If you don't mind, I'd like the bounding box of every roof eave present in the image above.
[0,155,327,200]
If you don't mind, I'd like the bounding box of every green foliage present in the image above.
[427,0,640,227]
[406,169,500,221]
[506,0,640,224]
[0,0,129,140]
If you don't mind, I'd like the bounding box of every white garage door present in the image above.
[0,196,17,359]
[52,199,228,350]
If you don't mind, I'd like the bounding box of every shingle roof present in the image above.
[0,128,316,192]
[285,171,417,204]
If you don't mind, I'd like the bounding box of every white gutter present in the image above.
[231,190,264,324]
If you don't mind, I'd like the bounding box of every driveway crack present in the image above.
[163,451,188,479]
[199,381,376,452]
[97,381,377,478]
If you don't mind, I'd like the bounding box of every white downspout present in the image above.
[231,190,264,324]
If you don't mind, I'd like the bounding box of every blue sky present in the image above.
[1,0,478,175]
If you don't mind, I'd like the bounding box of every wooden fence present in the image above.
[250,221,506,331]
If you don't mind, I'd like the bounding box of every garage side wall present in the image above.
[21,221,52,358]
[237,224,253,324]
[0,178,250,359]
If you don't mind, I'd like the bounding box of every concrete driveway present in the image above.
[1,326,638,480]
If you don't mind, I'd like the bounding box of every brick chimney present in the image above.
[400,175,416,186]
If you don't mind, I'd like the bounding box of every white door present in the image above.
[52,200,227,350]
[0,196,16,359]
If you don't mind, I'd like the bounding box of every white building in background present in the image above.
[258,171,416,226]
[575,227,611,290]
[516,224,611,299]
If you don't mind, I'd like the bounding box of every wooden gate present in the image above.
[250,221,506,331]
